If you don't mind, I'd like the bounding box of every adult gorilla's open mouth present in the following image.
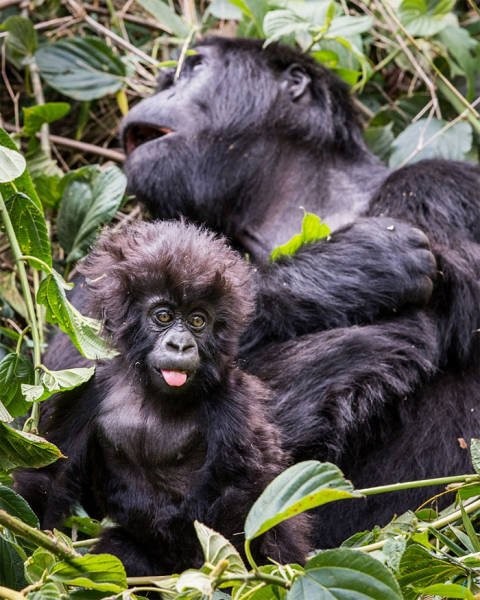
[123,123,174,155]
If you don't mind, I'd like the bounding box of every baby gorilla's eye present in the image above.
[188,313,206,331]
[152,308,174,325]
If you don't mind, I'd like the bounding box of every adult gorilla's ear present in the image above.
[280,64,312,101]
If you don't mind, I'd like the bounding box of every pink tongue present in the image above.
[161,370,188,387]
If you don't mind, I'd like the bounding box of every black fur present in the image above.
[15,221,310,575]
[120,37,480,546]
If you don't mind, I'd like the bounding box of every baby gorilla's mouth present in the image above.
[123,123,174,155]
[161,370,188,387]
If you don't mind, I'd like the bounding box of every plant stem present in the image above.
[358,473,479,496]
[244,539,259,572]
[0,586,24,600]
[0,509,79,560]
[217,571,290,588]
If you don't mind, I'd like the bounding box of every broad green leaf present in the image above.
[399,0,456,37]
[457,482,480,501]
[36,37,127,101]
[25,548,57,584]
[270,212,330,261]
[27,582,62,600]
[22,103,71,137]
[389,118,472,167]
[414,583,474,599]
[22,366,94,403]
[5,193,52,270]
[63,514,103,538]
[398,544,467,600]
[263,9,312,42]
[327,15,373,38]
[177,570,212,596]
[49,554,127,592]
[194,521,247,576]
[0,129,42,209]
[245,461,359,540]
[364,124,395,161]
[0,145,26,183]
[470,438,480,475]
[0,484,39,527]
[0,353,34,417]
[0,537,26,589]
[0,16,37,67]
[208,0,243,20]
[288,548,402,600]
[57,165,126,263]
[0,422,62,470]
[230,0,269,36]
[37,271,115,360]
[137,0,190,37]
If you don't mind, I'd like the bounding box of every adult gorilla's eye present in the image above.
[188,313,206,330]
[152,308,174,325]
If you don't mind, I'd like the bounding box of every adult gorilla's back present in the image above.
[121,37,480,547]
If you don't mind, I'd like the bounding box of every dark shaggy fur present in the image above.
[119,37,480,546]
[15,221,310,575]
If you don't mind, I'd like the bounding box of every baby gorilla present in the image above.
[15,221,310,575]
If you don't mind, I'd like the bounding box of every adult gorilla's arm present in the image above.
[241,217,437,351]
[247,310,439,463]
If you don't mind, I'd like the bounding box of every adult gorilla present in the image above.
[121,37,480,547]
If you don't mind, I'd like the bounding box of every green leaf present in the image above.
[0,353,34,417]
[398,544,467,600]
[364,124,395,161]
[25,548,57,584]
[4,192,52,270]
[0,16,37,67]
[470,438,480,474]
[414,583,474,599]
[22,367,95,403]
[288,549,402,600]
[27,582,63,600]
[22,103,71,137]
[0,145,27,183]
[37,271,116,360]
[327,15,373,38]
[230,0,269,36]
[0,537,26,589]
[245,461,359,541]
[0,484,39,527]
[36,37,127,101]
[208,0,243,20]
[57,165,126,263]
[49,554,127,593]
[194,521,247,577]
[0,129,42,209]
[0,422,62,471]
[389,118,473,167]
[177,570,212,596]
[136,0,190,37]
[399,0,456,37]
[270,212,330,261]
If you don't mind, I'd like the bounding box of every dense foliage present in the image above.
[1,0,480,598]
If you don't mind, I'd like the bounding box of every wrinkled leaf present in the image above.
[177,570,212,596]
[23,103,71,137]
[0,484,39,527]
[0,422,63,470]
[399,0,456,37]
[137,0,190,37]
[37,271,115,360]
[245,461,359,540]
[0,16,37,67]
[22,367,95,403]
[57,165,126,263]
[27,582,62,600]
[414,583,474,599]
[194,521,247,576]
[288,548,402,600]
[0,145,26,183]
[470,438,480,475]
[5,192,52,270]
[36,37,127,101]
[25,548,57,584]
[271,212,330,261]
[0,537,26,589]
[389,118,472,167]
[398,544,467,600]
[49,554,127,593]
[0,353,34,417]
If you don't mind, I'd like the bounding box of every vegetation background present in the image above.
[1,0,480,598]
